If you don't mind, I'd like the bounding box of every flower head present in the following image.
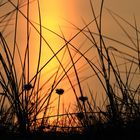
[79,96,88,102]
[55,88,64,95]
[24,83,33,91]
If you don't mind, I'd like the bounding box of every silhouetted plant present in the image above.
[56,88,64,95]
[79,96,88,102]
[24,83,33,91]
[0,0,140,139]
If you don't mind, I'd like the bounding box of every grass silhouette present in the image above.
[0,0,140,140]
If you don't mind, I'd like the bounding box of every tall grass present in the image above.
[0,0,140,138]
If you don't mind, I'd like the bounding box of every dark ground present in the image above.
[0,123,139,140]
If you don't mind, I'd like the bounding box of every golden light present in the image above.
[27,0,82,118]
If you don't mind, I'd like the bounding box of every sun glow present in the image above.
[28,0,82,117]
[0,0,106,122]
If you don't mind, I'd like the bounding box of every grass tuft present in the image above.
[0,0,140,139]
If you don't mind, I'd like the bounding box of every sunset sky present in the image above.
[1,0,140,116]
[34,0,140,114]
[40,0,140,33]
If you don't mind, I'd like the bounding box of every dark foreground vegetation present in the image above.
[0,120,140,140]
[0,0,140,140]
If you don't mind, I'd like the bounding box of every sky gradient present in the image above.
[0,0,140,115]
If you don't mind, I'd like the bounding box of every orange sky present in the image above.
[1,0,140,116]
[34,0,140,115]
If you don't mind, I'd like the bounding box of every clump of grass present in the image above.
[0,0,140,139]
[73,0,140,137]
[54,0,140,137]
[0,0,65,135]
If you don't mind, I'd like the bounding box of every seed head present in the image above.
[56,88,64,95]
[79,96,88,102]
[24,83,33,91]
